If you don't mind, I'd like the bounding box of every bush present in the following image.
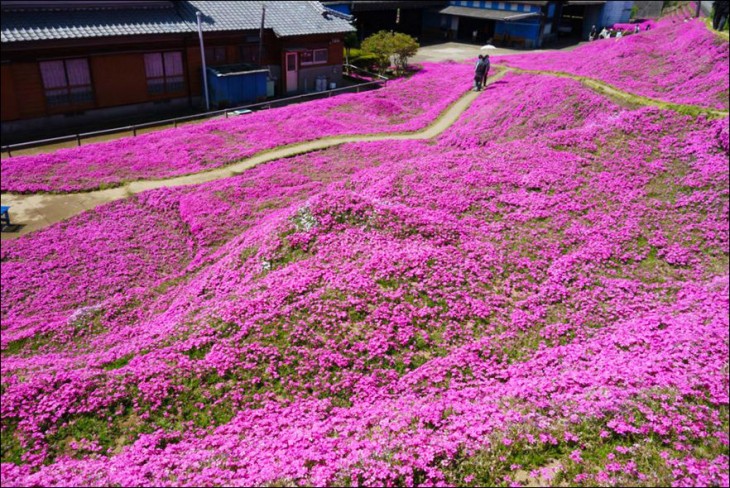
[347,49,380,71]
[361,31,393,75]
[361,30,420,75]
[391,32,419,73]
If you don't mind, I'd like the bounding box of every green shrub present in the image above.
[361,30,420,75]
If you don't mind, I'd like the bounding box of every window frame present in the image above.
[240,43,260,64]
[300,48,329,66]
[39,58,95,109]
[144,51,185,96]
[204,46,227,66]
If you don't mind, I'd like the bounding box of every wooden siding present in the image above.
[1,64,20,121]
[91,53,148,107]
[186,46,203,97]
[0,31,346,123]
[6,62,45,119]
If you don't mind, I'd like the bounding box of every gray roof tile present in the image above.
[1,1,354,43]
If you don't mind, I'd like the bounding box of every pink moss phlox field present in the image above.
[438,72,620,148]
[498,18,729,110]
[2,65,728,485]
[612,20,658,33]
[2,16,729,487]
[0,62,473,193]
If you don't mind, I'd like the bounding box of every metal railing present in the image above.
[1,66,387,157]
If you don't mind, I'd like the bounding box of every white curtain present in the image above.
[39,61,67,89]
[65,59,90,86]
[163,52,183,76]
[144,53,164,78]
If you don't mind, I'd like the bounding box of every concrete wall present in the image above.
[601,1,634,26]
[0,96,190,141]
[634,1,663,19]
[298,64,344,93]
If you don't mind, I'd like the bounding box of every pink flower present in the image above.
[570,449,583,463]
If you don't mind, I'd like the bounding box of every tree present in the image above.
[343,31,359,68]
[361,30,420,75]
[361,30,393,75]
[391,32,419,74]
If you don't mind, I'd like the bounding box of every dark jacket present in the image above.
[716,1,729,16]
[475,60,488,77]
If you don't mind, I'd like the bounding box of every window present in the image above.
[205,46,227,65]
[39,58,93,107]
[240,44,259,63]
[144,52,184,95]
[301,48,328,65]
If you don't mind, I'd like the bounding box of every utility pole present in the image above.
[196,11,210,111]
[258,4,266,66]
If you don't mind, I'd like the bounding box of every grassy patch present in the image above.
[0,423,24,465]
[102,353,135,370]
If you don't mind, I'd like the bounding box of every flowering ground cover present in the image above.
[498,17,729,111]
[0,62,474,194]
[612,20,658,33]
[438,71,624,148]
[2,53,728,486]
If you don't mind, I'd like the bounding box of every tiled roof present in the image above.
[182,1,354,37]
[1,1,355,43]
[0,4,191,42]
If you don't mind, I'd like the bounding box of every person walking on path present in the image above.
[474,55,487,91]
[481,54,491,88]
[589,25,597,41]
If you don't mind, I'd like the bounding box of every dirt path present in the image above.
[3,65,727,240]
[0,71,504,240]
[505,67,730,118]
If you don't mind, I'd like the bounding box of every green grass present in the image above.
[102,353,135,370]
[1,423,24,465]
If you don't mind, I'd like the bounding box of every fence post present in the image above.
[76,134,81,147]
[174,121,178,128]
[132,126,137,137]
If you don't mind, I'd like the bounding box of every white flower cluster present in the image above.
[293,206,317,232]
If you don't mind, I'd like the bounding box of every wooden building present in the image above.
[0,1,355,141]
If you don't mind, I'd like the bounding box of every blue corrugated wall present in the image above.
[494,18,541,47]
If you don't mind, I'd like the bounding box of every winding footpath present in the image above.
[507,66,730,118]
[1,67,727,240]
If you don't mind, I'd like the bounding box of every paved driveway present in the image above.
[412,41,584,64]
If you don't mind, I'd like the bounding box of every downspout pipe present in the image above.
[197,11,210,111]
